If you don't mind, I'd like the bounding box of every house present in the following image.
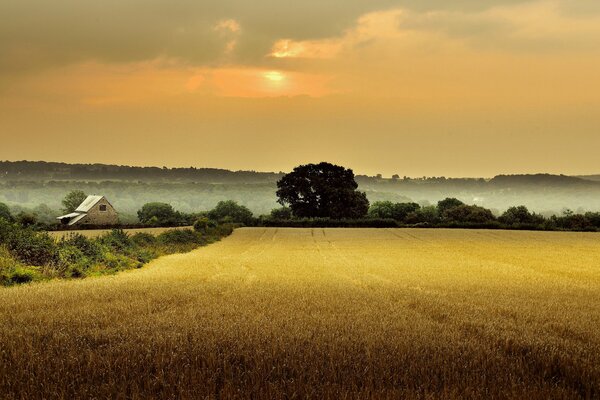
[57,195,118,226]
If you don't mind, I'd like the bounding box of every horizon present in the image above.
[1,158,599,180]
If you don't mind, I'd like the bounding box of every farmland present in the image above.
[1,228,599,399]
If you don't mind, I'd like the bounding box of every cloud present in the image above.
[0,0,400,73]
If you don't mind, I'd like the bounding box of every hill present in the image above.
[1,160,600,217]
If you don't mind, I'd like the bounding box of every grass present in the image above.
[1,228,599,399]
[48,225,194,239]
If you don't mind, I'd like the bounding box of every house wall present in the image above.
[80,198,119,225]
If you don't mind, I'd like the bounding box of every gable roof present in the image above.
[75,195,104,213]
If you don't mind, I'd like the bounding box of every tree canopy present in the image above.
[207,200,254,225]
[137,202,180,226]
[61,190,88,213]
[276,162,369,219]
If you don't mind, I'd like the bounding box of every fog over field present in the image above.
[1,161,599,222]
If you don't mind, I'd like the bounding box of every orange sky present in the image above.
[1,1,600,176]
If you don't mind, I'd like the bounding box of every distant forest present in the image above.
[1,161,600,222]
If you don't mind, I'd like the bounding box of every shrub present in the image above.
[17,212,38,227]
[194,217,217,233]
[57,244,88,273]
[0,202,13,222]
[158,229,201,246]
[207,201,254,225]
[130,232,157,247]
[98,229,132,253]
[7,267,37,285]
[270,207,292,220]
[0,219,16,243]
[6,229,58,266]
[62,233,103,260]
[499,206,545,227]
[442,205,497,225]
[437,198,465,214]
[137,203,183,226]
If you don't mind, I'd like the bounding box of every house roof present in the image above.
[56,212,82,220]
[75,195,104,213]
[67,213,88,226]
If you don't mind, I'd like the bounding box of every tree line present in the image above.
[2,162,600,232]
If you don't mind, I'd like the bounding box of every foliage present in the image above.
[0,202,13,222]
[437,198,465,214]
[207,200,254,225]
[4,228,58,266]
[276,162,369,219]
[0,222,232,286]
[442,204,497,225]
[262,218,398,228]
[499,206,545,227]
[16,212,38,227]
[137,203,184,226]
[270,207,292,220]
[193,217,217,233]
[368,201,420,222]
[62,190,88,213]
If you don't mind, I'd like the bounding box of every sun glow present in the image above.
[264,71,285,82]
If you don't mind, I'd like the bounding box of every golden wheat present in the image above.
[1,228,599,399]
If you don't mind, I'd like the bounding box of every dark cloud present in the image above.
[0,0,538,73]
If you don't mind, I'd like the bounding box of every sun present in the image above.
[264,71,285,82]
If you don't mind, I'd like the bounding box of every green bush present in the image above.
[0,202,13,223]
[6,228,58,266]
[130,232,157,247]
[158,229,201,246]
[7,267,37,285]
[207,200,254,225]
[193,217,217,233]
[62,233,103,260]
[98,229,132,253]
[270,207,292,220]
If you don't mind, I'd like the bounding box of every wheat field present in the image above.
[1,228,599,399]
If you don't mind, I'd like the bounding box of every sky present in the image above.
[1,0,600,177]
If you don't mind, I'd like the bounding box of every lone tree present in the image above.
[62,190,88,213]
[276,162,369,219]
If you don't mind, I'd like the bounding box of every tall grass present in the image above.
[0,228,599,398]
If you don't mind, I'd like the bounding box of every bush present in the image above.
[0,202,13,222]
[442,205,496,225]
[499,206,545,227]
[207,201,254,225]
[130,232,157,247]
[270,207,292,220]
[437,198,465,214]
[262,218,398,228]
[137,203,186,226]
[98,229,132,253]
[368,201,420,222]
[193,217,217,233]
[6,229,58,266]
[6,267,37,285]
[17,212,38,227]
[157,229,201,246]
[62,233,103,260]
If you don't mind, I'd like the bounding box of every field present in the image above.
[1,228,599,399]
[48,225,193,239]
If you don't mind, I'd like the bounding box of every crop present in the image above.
[1,228,599,399]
